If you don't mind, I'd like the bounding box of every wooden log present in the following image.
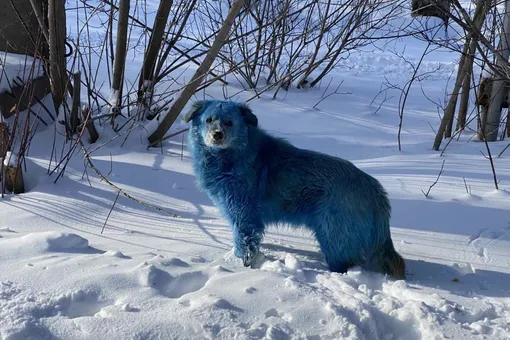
[0,123,9,157]
[81,106,99,143]
[5,165,24,194]
[4,155,24,194]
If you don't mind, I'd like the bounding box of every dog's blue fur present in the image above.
[184,100,405,279]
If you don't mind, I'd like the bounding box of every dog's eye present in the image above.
[206,117,212,124]
[225,120,233,127]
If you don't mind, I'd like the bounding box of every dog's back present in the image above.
[252,129,388,219]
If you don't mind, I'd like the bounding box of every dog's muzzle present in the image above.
[205,127,227,147]
[213,131,224,141]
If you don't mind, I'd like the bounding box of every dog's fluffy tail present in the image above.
[378,239,406,280]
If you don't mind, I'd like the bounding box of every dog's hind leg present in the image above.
[314,227,357,274]
[311,206,377,274]
[323,257,354,274]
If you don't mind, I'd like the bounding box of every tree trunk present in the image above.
[433,70,465,150]
[148,0,247,145]
[433,0,487,150]
[110,0,130,115]
[153,0,198,80]
[444,38,472,137]
[70,71,81,134]
[507,110,510,137]
[28,0,50,42]
[481,0,510,141]
[137,0,173,101]
[456,38,476,131]
[47,0,67,112]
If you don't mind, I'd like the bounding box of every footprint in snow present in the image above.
[244,287,257,294]
[159,257,190,267]
[136,263,210,298]
[265,308,281,318]
[103,250,131,259]
[56,289,112,319]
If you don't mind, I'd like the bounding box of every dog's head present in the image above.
[184,100,258,150]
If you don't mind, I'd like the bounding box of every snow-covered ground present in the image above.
[1,2,510,340]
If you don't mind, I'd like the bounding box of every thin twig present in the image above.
[463,177,471,195]
[498,142,510,157]
[101,190,120,234]
[313,80,351,109]
[80,140,180,218]
[421,160,446,198]
[480,147,499,190]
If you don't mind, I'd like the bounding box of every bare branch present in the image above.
[421,160,446,197]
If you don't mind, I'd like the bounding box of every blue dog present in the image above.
[184,100,405,279]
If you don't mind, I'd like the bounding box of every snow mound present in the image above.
[103,250,129,259]
[0,231,90,257]
[22,231,89,251]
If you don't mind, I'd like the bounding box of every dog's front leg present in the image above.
[233,221,264,267]
[224,200,264,267]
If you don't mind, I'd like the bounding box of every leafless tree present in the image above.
[137,0,173,118]
[410,0,510,149]
[48,0,67,112]
[148,0,247,145]
[109,0,130,120]
[191,0,410,95]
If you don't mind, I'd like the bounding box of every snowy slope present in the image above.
[1,2,510,340]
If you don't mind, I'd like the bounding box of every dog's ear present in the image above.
[238,103,258,127]
[184,100,209,123]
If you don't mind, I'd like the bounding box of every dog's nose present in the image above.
[213,131,224,141]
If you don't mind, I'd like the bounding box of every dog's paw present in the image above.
[234,244,259,268]
[243,246,259,267]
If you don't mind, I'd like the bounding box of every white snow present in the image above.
[0,2,509,340]
[3,151,17,168]
[108,89,120,108]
